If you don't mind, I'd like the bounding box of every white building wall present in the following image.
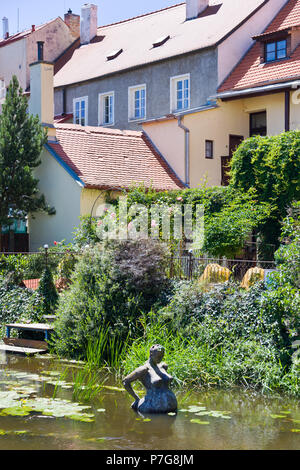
[0,38,27,102]
[28,147,82,251]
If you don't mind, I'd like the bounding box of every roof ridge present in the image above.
[55,123,143,138]
[0,17,59,45]
[97,2,185,30]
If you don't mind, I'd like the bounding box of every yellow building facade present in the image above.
[143,89,300,188]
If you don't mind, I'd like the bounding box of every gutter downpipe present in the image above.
[177,116,190,187]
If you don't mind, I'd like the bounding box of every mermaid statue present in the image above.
[123,344,177,414]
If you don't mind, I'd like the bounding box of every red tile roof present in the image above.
[21,279,40,290]
[264,0,300,32]
[219,0,300,92]
[47,124,185,191]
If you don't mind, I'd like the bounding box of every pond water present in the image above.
[0,353,299,450]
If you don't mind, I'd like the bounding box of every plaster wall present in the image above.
[143,119,185,183]
[54,48,218,130]
[28,147,82,251]
[183,91,289,188]
[25,18,76,88]
[80,188,122,217]
[184,100,248,187]
[0,38,27,93]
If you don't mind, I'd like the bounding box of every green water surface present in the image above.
[0,353,299,450]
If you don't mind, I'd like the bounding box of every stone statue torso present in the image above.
[137,361,177,414]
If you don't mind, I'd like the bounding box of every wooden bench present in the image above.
[1,323,55,356]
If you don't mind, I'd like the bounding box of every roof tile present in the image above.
[48,124,185,191]
[219,0,300,92]
[54,0,267,87]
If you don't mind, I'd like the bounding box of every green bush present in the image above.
[0,277,44,335]
[230,131,300,256]
[0,254,30,285]
[157,281,283,350]
[121,318,290,393]
[51,239,170,359]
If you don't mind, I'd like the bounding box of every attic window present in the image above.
[106,48,123,61]
[152,35,170,48]
[265,39,287,62]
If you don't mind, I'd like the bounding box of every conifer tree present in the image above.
[37,266,59,316]
[0,75,55,251]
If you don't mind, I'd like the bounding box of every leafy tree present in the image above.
[230,132,300,257]
[201,190,270,258]
[0,75,54,251]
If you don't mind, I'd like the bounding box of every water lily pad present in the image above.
[291,429,300,433]
[167,412,176,416]
[270,414,286,419]
[190,419,210,425]
[97,408,105,413]
[187,405,206,413]
[69,414,95,423]
[1,406,31,416]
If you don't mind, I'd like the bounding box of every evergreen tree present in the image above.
[0,75,55,251]
[37,266,59,316]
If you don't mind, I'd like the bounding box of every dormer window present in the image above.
[265,39,287,62]
[253,29,291,65]
[106,49,123,61]
[152,35,170,48]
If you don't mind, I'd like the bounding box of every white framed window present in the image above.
[99,91,114,126]
[0,79,6,100]
[73,96,88,126]
[170,74,190,112]
[128,84,146,121]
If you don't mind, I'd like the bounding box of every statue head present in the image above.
[149,344,165,364]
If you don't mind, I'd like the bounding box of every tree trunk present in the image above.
[0,225,2,252]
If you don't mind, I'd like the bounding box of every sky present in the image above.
[1,0,181,36]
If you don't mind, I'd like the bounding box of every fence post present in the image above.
[44,244,49,269]
[188,250,193,280]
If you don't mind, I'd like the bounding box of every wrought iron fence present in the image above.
[168,255,276,281]
[0,250,276,285]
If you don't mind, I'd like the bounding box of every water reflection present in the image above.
[0,355,299,450]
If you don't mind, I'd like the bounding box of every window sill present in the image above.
[128,117,146,123]
[264,56,289,64]
[99,122,115,127]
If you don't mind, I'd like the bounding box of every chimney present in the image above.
[64,8,80,38]
[29,42,56,141]
[186,0,209,20]
[80,3,98,45]
[2,17,9,39]
[32,25,35,32]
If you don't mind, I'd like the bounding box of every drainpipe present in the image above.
[177,116,190,187]
[285,90,290,132]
